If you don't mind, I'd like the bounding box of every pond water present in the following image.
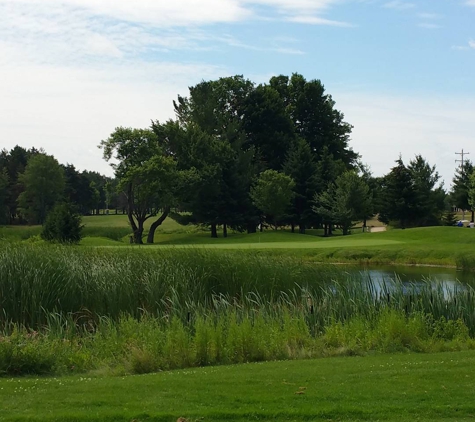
[347,265,475,296]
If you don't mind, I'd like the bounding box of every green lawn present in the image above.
[4,215,475,267]
[2,350,475,421]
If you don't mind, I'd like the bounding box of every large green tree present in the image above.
[378,158,418,228]
[269,73,358,168]
[407,155,446,226]
[100,127,181,244]
[250,170,295,230]
[172,77,260,235]
[17,153,65,224]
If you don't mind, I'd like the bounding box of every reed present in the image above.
[2,243,475,375]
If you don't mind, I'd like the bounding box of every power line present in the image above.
[455,149,470,175]
[455,149,470,221]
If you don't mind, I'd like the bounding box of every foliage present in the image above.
[100,127,181,244]
[451,160,474,219]
[467,169,475,220]
[0,168,9,224]
[442,210,458,226]
[41,202,83,244]
[408,155,446,226]
[250,170,295,229]
[378,156,446,228]
[313,171,372,235]
[17,153,65,224]
[283,138,319,233]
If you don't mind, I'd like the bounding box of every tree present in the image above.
[378,157,418,228]
[407,155,446,226]
[242,84,296,171]
[172,77,260,235]
[452,161,474,221]
[0,146,37,223]
[0,168,9,224]
[250,170,295,230]
[100,127,181,244]
[357,163,378,230]
[467,170,475,218]
[282,138,319,234]
[17,154,65,224]
[41,202,83,244]
[269,73,358,168]
[313,171,372,235]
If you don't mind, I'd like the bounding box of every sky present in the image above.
[0,0,474,187]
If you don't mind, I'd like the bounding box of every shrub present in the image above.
[41,203,83,244]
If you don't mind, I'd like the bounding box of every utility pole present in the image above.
[455,149,470,220]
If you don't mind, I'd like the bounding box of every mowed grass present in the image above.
[4,214,475,267]
[79,217,475,268]
[2,350,475,422]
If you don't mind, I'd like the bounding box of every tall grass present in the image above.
[1,244,474,331]
[2,243,475,376]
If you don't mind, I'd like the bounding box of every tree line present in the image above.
[0,73,472,242]
[0,146,126,225]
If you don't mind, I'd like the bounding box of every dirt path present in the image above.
[369,226,387,233]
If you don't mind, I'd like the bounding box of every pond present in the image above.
[349,265,475,297]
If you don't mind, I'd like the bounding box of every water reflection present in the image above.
[355,265,474,298]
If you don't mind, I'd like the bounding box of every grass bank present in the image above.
[2,350,475,421]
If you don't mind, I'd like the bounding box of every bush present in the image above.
[41,203,83,244]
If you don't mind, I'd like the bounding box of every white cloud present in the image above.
[418,23,441,29]
[272,47,306,55]
[452,40,475,50]
[418,13,441,19]
[465,0,475,6]
[383,1,415,10]
[0,0,250,27]
[289,15,353,26]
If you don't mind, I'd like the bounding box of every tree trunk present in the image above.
[211,223,218,238]
[363,217,367,232]
[471,210,474,222]
[133,221,144,244]
[127,199,143,244]
[299,223,306,234]
[223,223,228,238]
[291,223,295,233]
[328,224,333,236]
[147,206,171,244]
[323,223,328,237]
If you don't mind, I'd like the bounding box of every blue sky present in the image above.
[0,0,474,187]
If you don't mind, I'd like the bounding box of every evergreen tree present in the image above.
[313,171,372,235]
[41,202,83,244]
[283,138,319,233]
[378,158,418,228]
[407,155,446,226]
[451,161,474,221]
